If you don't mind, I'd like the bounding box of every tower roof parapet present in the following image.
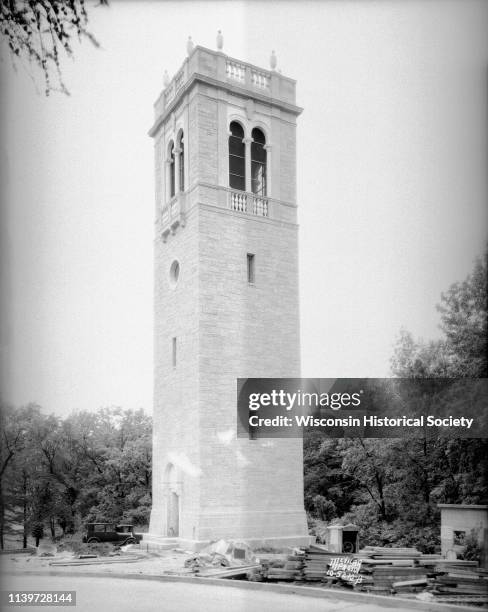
[150,45,301,137]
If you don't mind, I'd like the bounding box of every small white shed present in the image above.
[438,503,488,567]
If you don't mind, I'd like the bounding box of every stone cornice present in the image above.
[149,73,303,138]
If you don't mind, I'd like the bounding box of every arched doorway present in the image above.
[167,491,179,537]
[164,463,180,537]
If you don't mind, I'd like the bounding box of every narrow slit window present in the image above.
[172,337,177,367]
[247,253,255,284]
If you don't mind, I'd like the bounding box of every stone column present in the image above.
[264,144,272,197]
[165,159,172,204]
[174,147,182,195]
[243,137,252,195]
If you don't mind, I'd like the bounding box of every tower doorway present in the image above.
[167,491,179,536]
[164,463,180,537]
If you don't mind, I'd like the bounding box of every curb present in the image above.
[3,568,479,612]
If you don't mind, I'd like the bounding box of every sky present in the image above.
[1,0,487,417]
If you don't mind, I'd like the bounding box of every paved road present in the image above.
[3,573,422,612]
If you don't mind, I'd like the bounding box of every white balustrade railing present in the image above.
[229,190,247,213]
[161,197,181,227]
[162,207,170,225]
[170,197,179,217]
[174,69,185,92]
[226,59,271,90]
[228,190,269,218]
[252,196,269,217]
[251,69,270,89]
[164,82,175,105]
[226,60,246,83]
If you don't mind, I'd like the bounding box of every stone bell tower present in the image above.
[146,34,311,549]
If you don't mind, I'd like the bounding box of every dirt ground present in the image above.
[1,540,283,577]
[1,547,192,576]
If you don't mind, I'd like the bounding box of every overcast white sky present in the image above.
[1,1,487,417]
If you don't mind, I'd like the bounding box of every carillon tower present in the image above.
[147,33,310,548]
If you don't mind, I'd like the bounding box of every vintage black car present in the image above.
[82,523,142,545]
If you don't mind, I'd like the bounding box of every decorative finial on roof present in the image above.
[216,30,224,51]
[186,36,194,55]
[163,70,170,87]
[270,50,277,71]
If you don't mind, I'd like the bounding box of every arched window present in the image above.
[229,121,245,191]
[251,128,266,196]
[168,141,175,199]
[177,131,184,192]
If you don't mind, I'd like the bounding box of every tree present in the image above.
[301,247,488,552]
[437,248,487,377]
[390,330,457,378]
[387,247,488,518]
[303,434,356,518]
[1,405,153,548]
[339,438,398,521]
[82,408,152,525]
[391,247,487,379]
[0,0,108,95]
[31,522,43,547]
[0,404,36,548]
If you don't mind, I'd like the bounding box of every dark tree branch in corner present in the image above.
[0,0,108,95]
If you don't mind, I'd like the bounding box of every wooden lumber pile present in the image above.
[370,567,428,594]
[255,542,488,607]
[354,546,430,594]
[430,565,488,602]
[49,555,144,566]
[261,545,340,582]
[432,559,479,572]
[359,546,422,560]
[265,555,304,581]
[301,545,339,582]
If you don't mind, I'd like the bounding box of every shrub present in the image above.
[312,495,337,522]
[461,530,482,563]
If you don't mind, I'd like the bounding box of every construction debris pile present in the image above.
[174,540,261,579]
[254,544,488,606]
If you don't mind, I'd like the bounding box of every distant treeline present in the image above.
[305,247,487,552]
[0,406,151,549]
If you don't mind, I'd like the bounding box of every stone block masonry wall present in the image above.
[150,208,201,538]
[151,204,308,542]
[149,48,309,545]
[187,94,199,189]
[279,121,297,203]
[197,95,219,186]
[197,207,307,540]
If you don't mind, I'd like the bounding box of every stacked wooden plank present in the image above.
[360,546,422,560]
[353,547,428,594]
[265,554,304,581]
[301,544,339,582]
[432,559,479,572]
[371,566,428,594]
[262,545,342,582]
[256,542,488,607]
[430,565,488,601]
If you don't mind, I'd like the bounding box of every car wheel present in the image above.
[87,537,100,543]
[125,537,136,544]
